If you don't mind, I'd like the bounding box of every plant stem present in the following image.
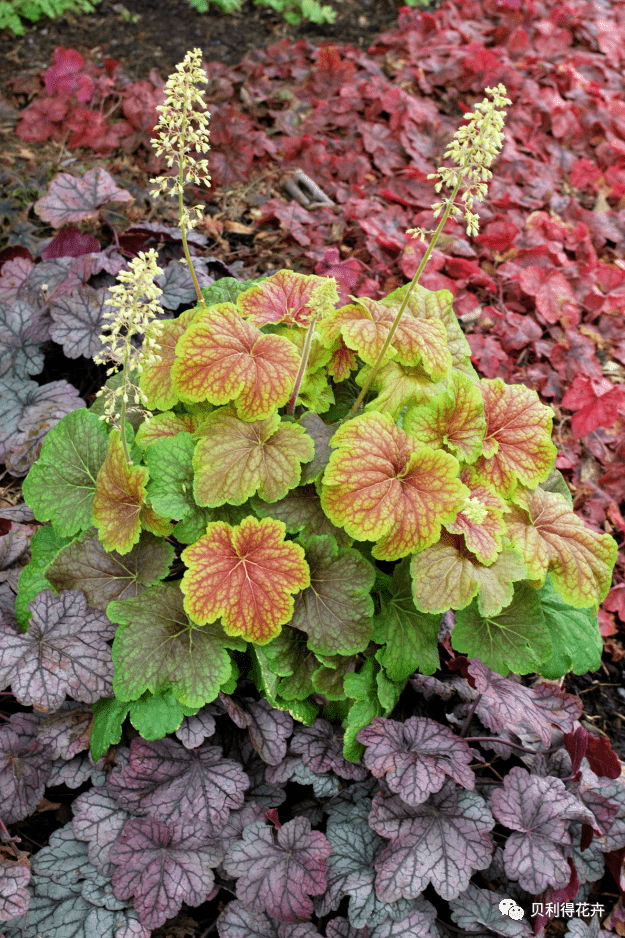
[460,693,482,738]
[119,346,131,464]
[178,163,206,308]
[288,316,318,414]
[348,162,468,417]
[465,736,561,756]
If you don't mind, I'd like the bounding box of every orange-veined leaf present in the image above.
[192,405,314,506]
[410,532,527,616]
[320,412,469,560]
[171,304,301,420]
[135,411,203,450]
[317,296,451,379]
[505,487,618,609]
[357,360,441,420]
[404,371,486,464]
[327,336,358,382]
[472,379,557,497]
[138,306,201,411]
[180,516,310,644]
[444,468,507,564]
[237,269,339,327]
[92,430,149,555]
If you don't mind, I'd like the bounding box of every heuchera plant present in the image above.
[4,47,624,938]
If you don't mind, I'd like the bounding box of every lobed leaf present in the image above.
[21,408,108,537]
[171,304,301,420]
[0,712,52,824]
[109,581,243,708]
[506,487,617,609]
[237,269,339,327]
[223,817,331,922]
[92,430,149,555]
[193,406,314,506]
[472,379,557,497]
[404,371,486,464]
[139,308,201,411]
[321,412,469,560]
[181,516,310,644]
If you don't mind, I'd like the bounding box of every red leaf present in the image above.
[44,47,93,102]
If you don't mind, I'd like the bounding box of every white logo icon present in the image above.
[499,899,525,919]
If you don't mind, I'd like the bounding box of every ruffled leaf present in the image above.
[289,533,375,656]
[21,408,108,537]
[223,817,331,922]
[92,430,148,555]
[444,468,507,565]
[452,582,553,677]
[109,581,243,708]
[238,269,339,327]
[410,533,527,616]
[404,371,486,464]
[193,407,314,506]
[171,304,300,420]
[473,379,557,497]
[506,487,617,609]
[321,412,468,561]
[139,308,201,411]
[181,517,309,644]
[536,576,603,679]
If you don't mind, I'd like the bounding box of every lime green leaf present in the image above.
[536,576,603,679]
[263,627,319,701]
[171,304,300,420]
[291,533,375,656]
[21,409,109,537]
[373,558,440,681]
[181,516,310,644]
[473,379,557,497]
[192,406,314,506]
[91,697,128,761]
[321,412,469,560]
[452,582,553,677]
[343,657,382,762]
[410,533,527,616]
[312,655,358,700]
[444,468,507,565]
[317,296,451,379]
[139,307,200,411]
[127,689,199,740]
[506,487,618,609]
[135,411,200,450]
[380,282,476,378]
[144,431,196,521]
[250,646,319,725]
[404,371,486,464]
[109,581,244,708]
[202,276,266,306]
[92,430,149,555]
[357,360,441,420]
[15,525,71,630]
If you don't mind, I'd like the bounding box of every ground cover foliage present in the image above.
[2,0,625,936]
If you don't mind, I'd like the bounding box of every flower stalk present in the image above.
[150,47,212,309]
[93,248,164,464]
[348,83,511,417]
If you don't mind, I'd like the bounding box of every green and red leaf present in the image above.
[404,371,486,464]
[317,296,451,380]
[410,532,527,616]
[139,307,201,412]
[472,379,557,497]
[237,269,339,327]
[321,412,469,560]
[92,430,149,555]
[357,360,440,420]
[171,304,301,420]
[192,406,314,506]
[444,468,507,565]
[180,516,310,644]
[505,487,618,609]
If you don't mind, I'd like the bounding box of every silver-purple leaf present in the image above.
[106,736,249,830]
[34,168,133,227]
[491,766,594,893]
[155,258,212,310]
[449,883,531,936]
[223,817,332,922]
[357,717,474,806]
[37,702,93,760]
[0,712,53,823]
[109,816,222,930]
[0,861,30,923]
[368,904,440,938]
[175,706,217,749]
[291,718,368,781]
[217,900,319,938]
[49,285,110,359]
[370,780,494,901]
[326,919,366,938]
[0,589,115,711]
[221,696,293,766]
[0,298,45,381]
[72,786,130,874]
